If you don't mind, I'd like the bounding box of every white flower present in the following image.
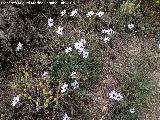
[36,101,38,106]
[63,113,70,120]
[128,23,134,29]
[42,71,48,77]
[16,42,23,51]
[12,96,19,106]
[116,93,123,101]
[65,47,72,54]
[102,29,106,33]
[56,26,64,35]
[49,2,57,4]
[82,50,89,58]
[61,83,68,93]
[74,40,89,58]
[71,80,79,89]
[104,37,110,43]
[61,1,65,4]
[109,90,123,101]
[61,10,66,16]
[42,71,48,79]
[70,2,76,4]
[109,90,118,100]
[102,28,114,35]
[74,41,85,52]
[70,71,77,79]
[158,43,160,49]
[86,11,94,17]
[129,108,135,113]
[36,101,39,111]
[96,11,104,17]
[48,17,54,27]
[70,9,78,16]
[80,39,86,44]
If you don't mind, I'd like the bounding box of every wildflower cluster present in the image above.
[50,39,88,95]
[109,90,123,101]
[49,40,102,118]
[73,39,89,58]
[11,64,57,111]
[86,11,104,17]
[45,7,105,119]
[47,9,105,38]
[12,40,101,118]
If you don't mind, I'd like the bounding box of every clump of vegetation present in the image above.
[11,41,102,119]
[49,46,102,88]
[11,64,57,111]
[107,68,155,120]
[49,43,102,119]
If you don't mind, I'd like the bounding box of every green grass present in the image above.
[49,48,102,87]
[49,45,102,119]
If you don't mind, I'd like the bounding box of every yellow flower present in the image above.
[39,81,43,86]
[43,89,46,94]
[24,72,29,76]
[36,87,39,90]
[23,93,27,97]
[37,98,40,101]
[18,94,22,97]
[45,79,50,83]
[26,83,31,88]
[53,98,57,101]
[21,76,24,81]
[45,98,49,103]
[24,89,27,92]
[48,90,52,95]
[28,96,32,100]
[49,96,53,99]
[44,103,48,107]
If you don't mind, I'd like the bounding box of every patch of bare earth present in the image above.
[87,72,119,120]
[87,32,159,120]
